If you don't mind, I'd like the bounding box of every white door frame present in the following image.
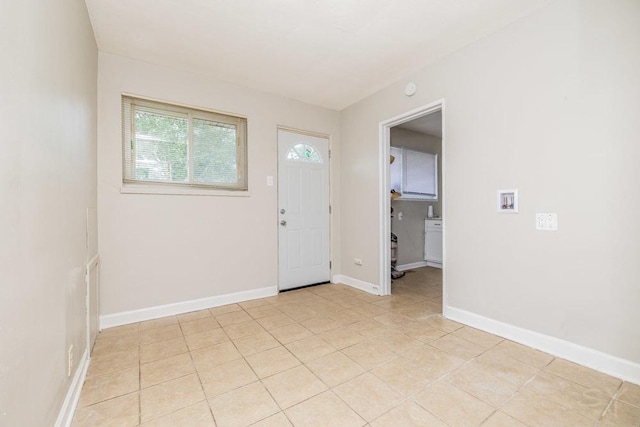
[378,99,446,299]
[277,126,332,291]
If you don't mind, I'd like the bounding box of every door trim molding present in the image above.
[378,99,445,296]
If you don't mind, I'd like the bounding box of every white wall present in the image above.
[340,0,640,366]
[97,53,341,317]
[0,0,97,425]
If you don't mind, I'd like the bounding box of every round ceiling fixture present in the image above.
[405,82,417,96]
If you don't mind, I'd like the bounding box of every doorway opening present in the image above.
[378,100,445,306]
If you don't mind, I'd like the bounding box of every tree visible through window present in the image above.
[122,96,247,190]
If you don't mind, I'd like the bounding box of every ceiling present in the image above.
[85,0,551,111]
[397,111,442,137]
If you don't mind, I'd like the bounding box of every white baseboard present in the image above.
[396,261,429,271]
[54,349,89,427]
[100,286,278,329]
[332,274,380,295]
[445,305,640,385]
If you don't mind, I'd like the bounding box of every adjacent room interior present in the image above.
[2,1,640,426]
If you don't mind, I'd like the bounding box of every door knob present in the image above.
[280,209,286,214]
[280,220,287,226]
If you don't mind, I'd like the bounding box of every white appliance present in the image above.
[424,219,443,268]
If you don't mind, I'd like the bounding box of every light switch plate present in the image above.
[536,213,558,231]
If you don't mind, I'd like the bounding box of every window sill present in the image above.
[120,184,250,197]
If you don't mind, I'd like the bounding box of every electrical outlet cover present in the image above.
[536,213,558,231]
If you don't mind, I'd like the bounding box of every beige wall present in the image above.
[0,0,98,425]
[97,53,341,316]
[340,0,640,363]
[390,128,442,266]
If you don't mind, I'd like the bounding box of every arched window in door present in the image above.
[286,143,323,163]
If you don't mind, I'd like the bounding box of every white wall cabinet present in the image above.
[424,219,443,268]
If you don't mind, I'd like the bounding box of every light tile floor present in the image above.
[73,267,640,426]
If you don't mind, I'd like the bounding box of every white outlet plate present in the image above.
[354,258,363,266]
[536,213,558,231]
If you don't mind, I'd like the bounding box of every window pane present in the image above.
[192,118,238,184]
[404,149,436,196]
[134,109,188,182]
[287,143,322,163]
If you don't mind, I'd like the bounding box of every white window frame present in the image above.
[122,95,248,194]
[390,146,438,201]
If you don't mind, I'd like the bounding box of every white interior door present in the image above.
[278,129,330,291]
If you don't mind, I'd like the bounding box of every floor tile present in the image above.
[256,313,297,330]
[452,326,504,349]
[300,316,343,334]
[372,357,434,397]
[446,363,519,408]
[72,392,139,427]
[140,324,183,345]
[544,358,622,396]
[618,381,640,407]
[269,323,314,344]
[92,333,140,354]
[209,303,243,316]
[139,316,179,331]
[87,347,139,378]
[334,373,403,422]
[223,319,266,340]
[233,331,281,356]
[184,328,230,351]
[414,380,495,426]
[245,346,300,378]
[473,351,539,388]
[429,333,487,360]
[78,366,139,407]
[74,267,631,427]
[400,323,448,343]
[306,351,366,387]
[249,411,293,426]
[179,317,220,336]
[285,391,365,427]
[481,411,528,426]
[177,309,212,324]
[208,382,279,427]
[140,337,188,364]
[245,305,282,319]
[341,339,396,369]
[370,401,447,427]
[262,365,327,409]
[521,372,610,420]
[215,310,253,326]
[140,401,214,426]
[371,331,425,354]
[285,335,335,362]
[501,390,594,427]
[191,341,243,373]
[489,339,554,369]
[140,374,205,423]
[402,345,466,382]
[600,399,640,427]
[141,352,195,388]
[420,316,464,333]
[319,327,365,349]
[199,358,258,398]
